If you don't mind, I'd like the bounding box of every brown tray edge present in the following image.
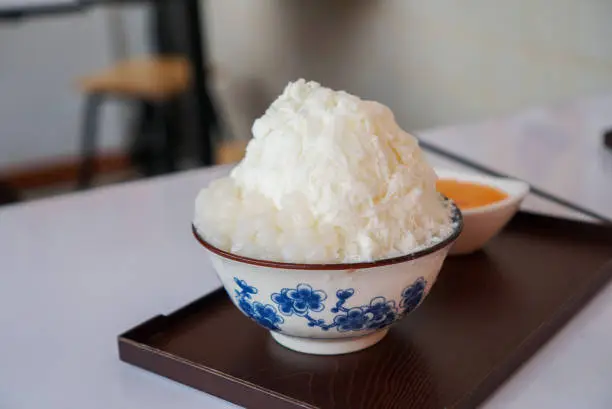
[118,259,612,409]
[117,212,612,409]
[456,259,612,409]
[118,291,315,409]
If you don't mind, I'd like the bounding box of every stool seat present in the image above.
[76,56,191,189]
[217,139,249,164]
[78,57,190,100]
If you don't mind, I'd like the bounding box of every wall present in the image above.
[2,0,612,169]
[206,0,612,136]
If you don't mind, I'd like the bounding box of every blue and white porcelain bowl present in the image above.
[192,205,462,355]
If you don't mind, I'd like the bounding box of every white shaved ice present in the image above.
[194,80,453,263]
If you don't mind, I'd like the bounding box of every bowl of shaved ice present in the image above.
[193,80,462,355]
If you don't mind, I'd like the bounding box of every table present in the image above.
[2,96,612,408]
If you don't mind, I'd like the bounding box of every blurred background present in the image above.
[2,0,612,205]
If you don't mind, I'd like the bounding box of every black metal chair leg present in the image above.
[184,0,216,166]
[131,101,176,177]
[77,93,103,190]
[130,101,157,176]
[161,100,180,172]
[148,103,169,176]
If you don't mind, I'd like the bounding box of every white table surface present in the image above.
[2,97,612,408]
[418,93,612,222]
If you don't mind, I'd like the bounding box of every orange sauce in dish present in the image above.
[436,179,508,210]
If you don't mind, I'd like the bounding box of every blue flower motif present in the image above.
[307,318,327,329]
[232,276,428,334]
[367,312,396,330]
[233,277,283,331]
[271,284,327,316]
[234,277,257,299]
[250,302,284,331]
[333,307,374,332]
[238,297,254,317]
[336,289,355,300]
[270,289,293,315]
[400,277,426,314]
[366,297,397,330]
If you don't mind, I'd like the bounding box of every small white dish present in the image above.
[435,168,530,255]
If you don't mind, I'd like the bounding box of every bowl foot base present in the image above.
[270,329,389,355]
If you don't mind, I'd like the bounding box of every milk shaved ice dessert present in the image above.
[194,79,453,263]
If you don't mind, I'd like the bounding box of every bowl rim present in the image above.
[191,202,463,270]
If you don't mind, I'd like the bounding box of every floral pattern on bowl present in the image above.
[195,200,462,354]
[233,277,427,333]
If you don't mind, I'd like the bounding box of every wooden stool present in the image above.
[76,56,190,189]
[217,139,249,164]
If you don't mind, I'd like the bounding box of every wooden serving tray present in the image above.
[118,213,612,409]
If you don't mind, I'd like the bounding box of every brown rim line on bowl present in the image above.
[192,203,463,270]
